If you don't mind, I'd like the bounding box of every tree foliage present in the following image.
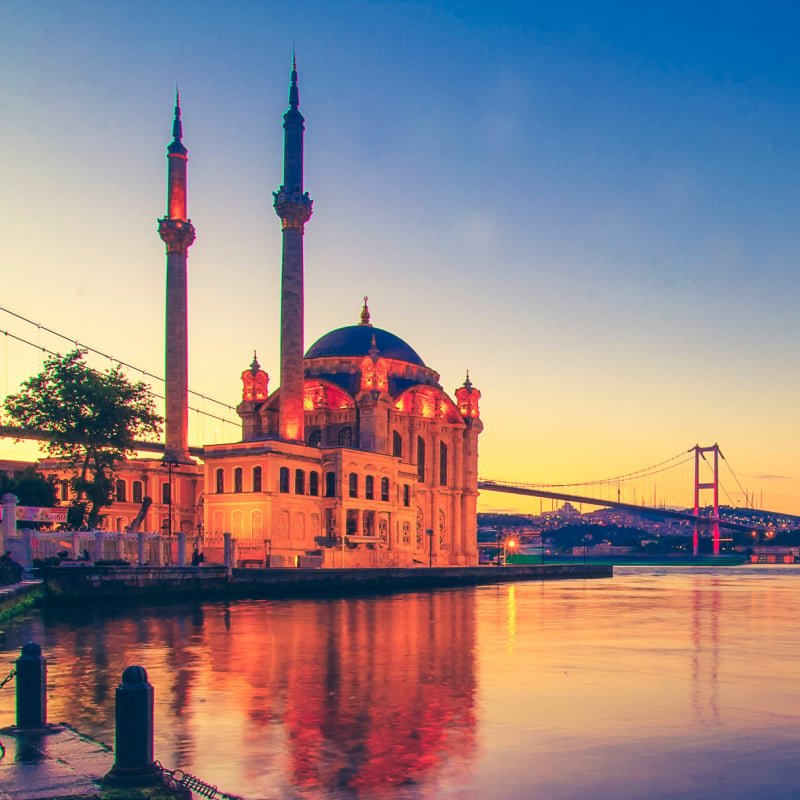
[0,467,58,507]
[2,349,162,527]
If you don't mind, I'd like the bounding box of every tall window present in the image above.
[295,469,305,495]
[403,485,411,507]
[115,479,126,502]
[417,437,426,482]
[365,475,375,500]
[234,467,243,493]
[349,473,358,498]
[439,442,448,486]
[59,479,69,501]
[279,467,290,493]
[338,427,352,446]
[381,477,390,502]
[309,429,322,447]
[393,431,403,458]
[216,468,224,493]
[132,481,143,504]
[253,466,263,492]
[162,482,171,504]
[325,471,336,498]
[309,472,320,496]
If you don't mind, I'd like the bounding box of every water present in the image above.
[2,566,800,799]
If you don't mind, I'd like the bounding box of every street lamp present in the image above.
[505,537,517,566]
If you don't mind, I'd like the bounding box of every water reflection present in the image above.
[4,569,800,798]
[0,591,477,798]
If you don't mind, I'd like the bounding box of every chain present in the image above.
[0,669,15,690]
[154,760,243,800]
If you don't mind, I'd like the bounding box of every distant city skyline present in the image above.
[1,1,798,513]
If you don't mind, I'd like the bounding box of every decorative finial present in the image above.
[250,350,261,374]
[360,296,372,326]
[289,52,299,110]
[368,333,380,360]
[463,370,472,389]
[172,86,183,142]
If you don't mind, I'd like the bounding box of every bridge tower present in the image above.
[692,443,721,556]
[158,91,195,463]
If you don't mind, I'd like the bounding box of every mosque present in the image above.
[33,63,485,567]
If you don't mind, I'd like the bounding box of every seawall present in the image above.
[40,563,612,602]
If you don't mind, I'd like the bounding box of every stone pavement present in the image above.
[0,724,112,800]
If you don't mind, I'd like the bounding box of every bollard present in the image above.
[105,665,158,785]
[16,642,46,729]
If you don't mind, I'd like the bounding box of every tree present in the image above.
[0,467,58,507]
[2,349,162,528]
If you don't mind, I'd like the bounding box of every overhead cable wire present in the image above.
[0,329,238,428]
[0,305,237,412]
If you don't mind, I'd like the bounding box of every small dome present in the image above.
[305,325,426,367]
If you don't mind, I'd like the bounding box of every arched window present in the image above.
[309,472,320,496]
[132,481,143,504]
[439,442,448,486]
[162,482,171,504]
[417,437,426,482]
[309,429,322,447]
[215,468,224,494]
[393,431,403,458]
[253,466,262,492]
[234,467,243,493]
[365,475,375,500]
[295,469,305,495]
[338,427,352,446]
[381,477,390,502]
[279,467,290,493]
[349,473,358,498]
[403,485,411,507]
[115,479,126,503]
[325,471,336,498]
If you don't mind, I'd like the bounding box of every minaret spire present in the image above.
[159,92,195,463]
[274,56,313,441]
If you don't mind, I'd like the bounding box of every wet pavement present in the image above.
[0,724,112,800]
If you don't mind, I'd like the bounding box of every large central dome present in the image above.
[305,325,426,367]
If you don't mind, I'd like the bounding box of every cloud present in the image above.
[754,474,791,481]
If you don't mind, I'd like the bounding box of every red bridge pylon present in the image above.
[692,443,721,556]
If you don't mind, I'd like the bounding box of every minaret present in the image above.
[274,56,313,441]
[158,91,195,463]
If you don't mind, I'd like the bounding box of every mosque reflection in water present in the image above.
[20,591,477,797]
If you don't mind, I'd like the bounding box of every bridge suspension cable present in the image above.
[0,328,238,429]
[484,449,693,490]
[0,305,238,414]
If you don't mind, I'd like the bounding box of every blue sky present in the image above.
[1,1,798,512]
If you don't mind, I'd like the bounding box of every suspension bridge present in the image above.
[1,304,795,558]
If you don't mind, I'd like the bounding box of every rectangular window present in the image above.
[253,466,262,492]
[295,469,305,495]
[162,483,171,504]
[325,471,336,498]
[132,481,143,504]
[439,442,448,486]
[234,468,243,493]
[403,485,410,507]
[279,467,290,493]
[216,469,224,493]
[349,473,358,498]
[365,475,374,500]
[309,472,319,496]
[381,477,390,502]
[60,479,69,502]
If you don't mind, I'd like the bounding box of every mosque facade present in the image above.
[200,63,483,567]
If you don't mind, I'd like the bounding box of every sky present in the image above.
[0,1,798,514]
